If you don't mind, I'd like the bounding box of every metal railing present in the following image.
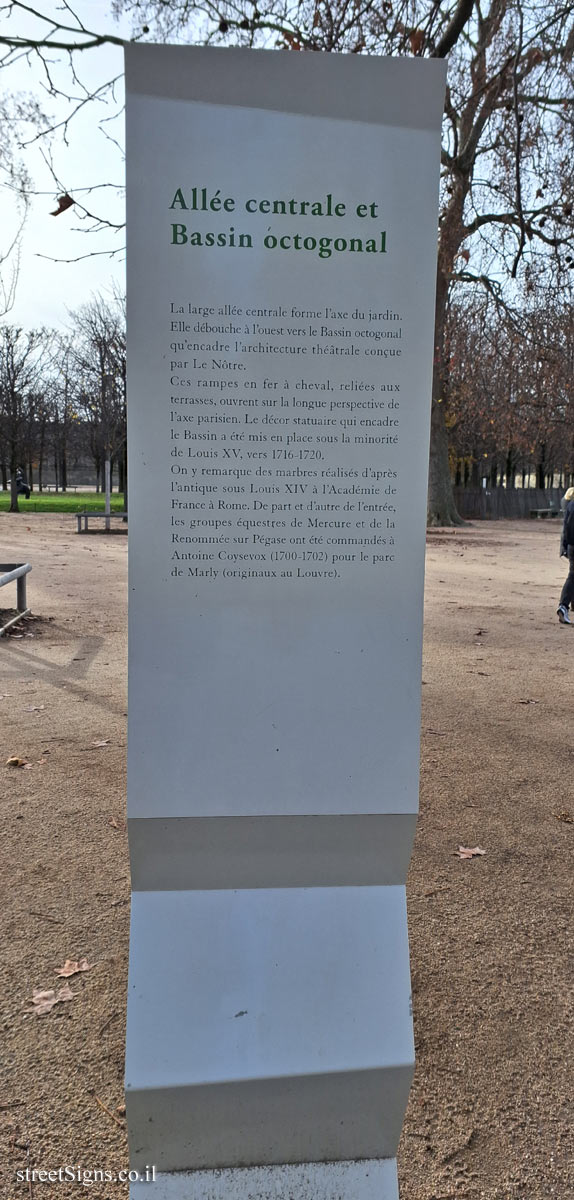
[0,563,32,637]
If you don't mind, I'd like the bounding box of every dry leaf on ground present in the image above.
[26,984,75,1016]
[5,757,28,768]
[108,816,126,831]
[554,810,573,824]
[92,739,111,748]
[54,958,94,978]
[455,845,486,859]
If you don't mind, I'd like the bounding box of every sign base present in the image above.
[126,887,413,1172]
[130,1158,399,1199]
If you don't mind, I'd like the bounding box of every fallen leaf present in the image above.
[5,757,28,768]
[26,983,75,1016]
[116,1103,126,1117]
[92,739,111,748]
[108,816,126,831]
[455,845,486,859]
[54,958,93,978]
[24,705,45,712]
[518,698,539,705]
[554,810,573,824]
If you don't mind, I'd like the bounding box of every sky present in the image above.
[1,0,130,330]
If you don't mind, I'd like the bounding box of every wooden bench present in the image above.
[76,511,128,533]
[42,484,81,492]
[529,508,559,519]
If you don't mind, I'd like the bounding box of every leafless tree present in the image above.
[0,325,46,510]
[0,92,42,313]
[68,292,127,495]
[448,287,574,489]
[2,0,574,521]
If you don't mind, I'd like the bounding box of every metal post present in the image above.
[17,572,26,612]
[0,564,32,635]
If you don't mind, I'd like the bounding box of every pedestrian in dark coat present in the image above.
[557,488,574,623]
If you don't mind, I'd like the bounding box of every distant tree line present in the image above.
[0,292,126,512]
[4,299,571,514]
[446,291,574,491]
[3,283,574,517]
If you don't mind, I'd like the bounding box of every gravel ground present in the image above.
[0,514,572,1200]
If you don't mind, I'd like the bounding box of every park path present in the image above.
[0,514,572,1200]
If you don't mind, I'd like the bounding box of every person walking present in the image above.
[557,486,574,623]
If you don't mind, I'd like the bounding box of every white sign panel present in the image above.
[125,45,445,1196]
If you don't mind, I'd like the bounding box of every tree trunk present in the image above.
[428,400,463,524]
[1,461,7,490]
[38,427,45,492]
[427,264,464,526]
[122,445,128,513]
[506,451,515,488]
[9,456,19,513]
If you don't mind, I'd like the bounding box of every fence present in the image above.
[453,487,564,521]
[0,563,32,636]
